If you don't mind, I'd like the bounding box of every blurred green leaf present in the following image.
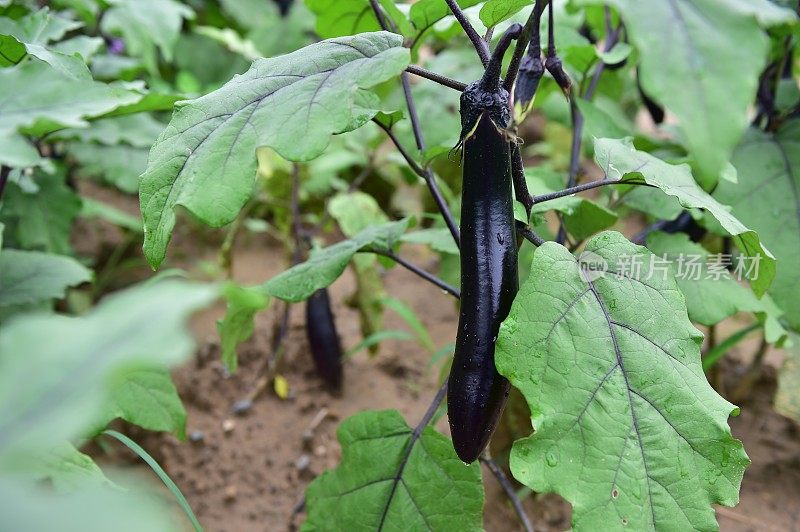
[217,282,270,373]
[0,250,91,307]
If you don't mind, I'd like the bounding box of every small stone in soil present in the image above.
[222,419,236,434]
[232,399,253,415]
[295,454,311,472]
[314,445,327,457]
[188,430,204,443]
[223,485,237,502]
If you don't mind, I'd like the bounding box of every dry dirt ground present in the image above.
[79,186,800,532]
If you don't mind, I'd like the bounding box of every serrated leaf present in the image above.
[0,280,216,465]
[0,59,140,167]
[139,32,409,268]
[574,0,797,185]
[217,282,270,373]
[98,367,187,438]
[304,410,483,531]
[0,250,92,307]
[0,169,81,255]
[306,0,412,39]
[496,231,748,531]
[594,137,775,297]
[714,124,800,329]
[101,0,194,74]
[265,219,409,302]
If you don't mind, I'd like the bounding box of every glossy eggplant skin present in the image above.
[305,288,343,391]
[448,105,519,463]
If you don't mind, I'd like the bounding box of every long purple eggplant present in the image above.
[305,288,343,391]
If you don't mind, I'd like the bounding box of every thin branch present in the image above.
[444,0,491,66]
[511,145,534,218]
[368,0,391,31]
[0,165,10,200]
[406,65,467,92]
[366,248,460,299]
[401,73,426,152]
[516,221,546,247]
[374,120,461,247]
[533,178,646,204]
[480,23,523,91]
[480,453,535,532]
[504,0,548,92]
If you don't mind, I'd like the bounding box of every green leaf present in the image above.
[0,59,140,167]
[597,42,632,65]
[714,124,800,329]
[97,367,187,438]
[265,219,409,302]
[344,330,415,358]
[702,323,760,370]
[217,282,270,373]
[382,296,435,352]
[328,191,389,235]
[0,8,90,78]
[80,197,143,233]
[574,0,797,185]
[0,250,92,307]
[55,114,164,147]
[140,32,409,268]
[0,480,175,532]
[594,137,776,297]
[0,280,216,465]
[0,169,81,255]
[409,0,482,36]
[68,142,148,194]
[401,228,459,255]
[775,333,800,424]
[100,0,194,74]
[479,0,532,27]
[496,231,748,531]
[306,0,411,39]
[304,410,484,531]
[22,442,108,493]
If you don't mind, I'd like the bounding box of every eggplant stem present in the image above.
[480,453,535,532]
[444,0,491,66]
[503,0,549,92]
[516,221,546,247]
[406,65,467,92]
[480,23,523,92]
[365,248,460,299]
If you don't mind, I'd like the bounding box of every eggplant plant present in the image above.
[1,0,799,531]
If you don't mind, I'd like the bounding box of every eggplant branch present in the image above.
[406,65,467,92]
[533,178,647,204]
[480,453,535,532]
[444,0,491,66]
[374,120,461,247]
[516,221,546,247]
[479,24,523,92]
[365,248,460,299]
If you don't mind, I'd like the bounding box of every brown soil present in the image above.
[80,186,800,532]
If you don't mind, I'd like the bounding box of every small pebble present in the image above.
[188,430,204,443]
[314,445,327,457]
[232,399,253,416]
[222,419,236,434]
[295,454,311,472]
[223,485,238,502]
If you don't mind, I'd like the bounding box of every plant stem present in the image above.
[406,65,467,92]
[401,73,427,152]
[511,145,534,218]
[480,453,535,532]
[516,221,546,247]
[503,0,548,92]
[480,24,523,92]
[366,248,460,299]
[368,0,391,31]
[444,0,491,66]
[0,165,10,199]
[532,178,642,204]
[374,120,461,247]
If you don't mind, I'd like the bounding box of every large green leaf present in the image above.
[0,480,174,532]
[140,32,409,268]
[496,231,748,531]
[68,142,149,194]
[25,442,108,492]
[0,280,216,465]
[0,59,139,167]
[575,0,796,185]
[304,410,483,531]
[594,137,775,297]
[714,124,800,329]
[0,250,92,307]
[480,0,532,27]
[0,170,81,255]
[409,0,482,36]
[265,219,409,302]
[55,114,164,147]
[100,0,194,74]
